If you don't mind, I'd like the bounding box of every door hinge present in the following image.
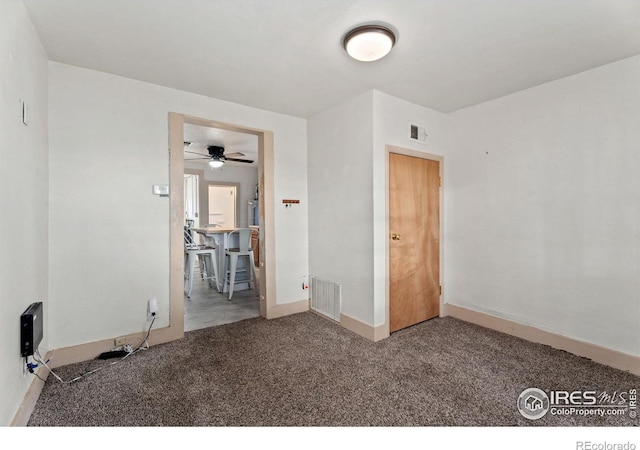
[439,285,443,295]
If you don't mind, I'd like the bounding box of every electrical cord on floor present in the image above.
[134,313,156,351]
[27,315,156,384]
[25,356,48,383]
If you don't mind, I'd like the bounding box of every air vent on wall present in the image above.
[409,122,428,144]
[310,277,341,322]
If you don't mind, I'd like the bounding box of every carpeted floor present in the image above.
[28,312,639,426]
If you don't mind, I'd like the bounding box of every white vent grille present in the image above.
[409,122,428,144]
[310,277,341,321]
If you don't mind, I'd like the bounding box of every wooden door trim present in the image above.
[385,145,444,336]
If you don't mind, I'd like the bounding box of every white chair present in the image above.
[222,228,257,300]
[184,228,219,298]
[199,224,221,249]
[185,227,207,279]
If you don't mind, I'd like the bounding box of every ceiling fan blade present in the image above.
[185,157,211,160]
[224,152,246,158]
[225,157,254,164]
[185,150,209,157]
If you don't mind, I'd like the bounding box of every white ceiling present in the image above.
[23,0,640,117]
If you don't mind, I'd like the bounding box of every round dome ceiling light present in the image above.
[343,24,396,62]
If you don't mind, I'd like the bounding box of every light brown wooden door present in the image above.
[389,152,440,332]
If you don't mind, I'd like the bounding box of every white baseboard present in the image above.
[266,299,309,319]
[11,353,52,427]
[445,304,640,376]
[340,313,388,342]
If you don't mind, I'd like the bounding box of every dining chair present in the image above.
[184,228,219,298]
[187,227,209,279]
[222,228,256,300]
[199,224,221,248]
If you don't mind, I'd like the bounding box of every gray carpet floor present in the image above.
[28,312,639,426]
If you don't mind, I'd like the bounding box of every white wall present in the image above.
[372,91,448,326]
[307,91,375,323]
[49,62,308,349]
[446,56,640,356]
[308,90,448,328]
[0,0,48,425]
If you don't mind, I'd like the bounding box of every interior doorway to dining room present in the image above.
[182,125,259,331]
[184,174,258,330]
[168,113,275,339]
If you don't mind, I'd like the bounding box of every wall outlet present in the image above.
[148,298,158,319]
[114,336,127,347]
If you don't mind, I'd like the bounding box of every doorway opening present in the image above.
[168,113,275,339]
[207,184,237,228]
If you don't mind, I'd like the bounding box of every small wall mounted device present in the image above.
[21,302,43,357]
[409,122,428,144]
[152,184,169,197]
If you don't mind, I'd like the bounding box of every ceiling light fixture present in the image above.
[207,145,225,168]
[343,24,396,62]
[208,157,224,169]
[209,159,224,169]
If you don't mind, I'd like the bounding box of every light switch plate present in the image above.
[152,184,169,196]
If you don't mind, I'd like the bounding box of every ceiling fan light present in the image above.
[209,159,224,168]
[343,25,396,62]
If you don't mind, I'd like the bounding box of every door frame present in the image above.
[184,168,204,228]
[168,113,275,340]
[183,173,200,227]
[385,145,444,336]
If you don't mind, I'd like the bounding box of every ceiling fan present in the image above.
[184,143,254,168]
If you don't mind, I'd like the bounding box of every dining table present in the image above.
[190,226,248,293]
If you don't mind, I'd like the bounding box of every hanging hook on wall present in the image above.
[282,199,299,209]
